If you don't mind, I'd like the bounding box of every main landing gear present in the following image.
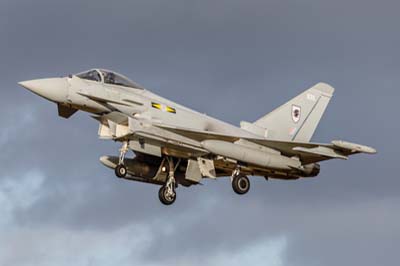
[231,168,250,195]
[115,141,128,178]
[158,157,177,205]
[112,141,177,205]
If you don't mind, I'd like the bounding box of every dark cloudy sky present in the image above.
[0,0,398,265]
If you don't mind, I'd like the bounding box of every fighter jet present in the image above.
[19,69,376,205]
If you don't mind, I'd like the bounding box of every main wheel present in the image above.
[158,186,176,205]
[232,174,250,195]
[115,164,127,178]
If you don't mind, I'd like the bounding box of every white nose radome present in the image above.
[19,78,68,103]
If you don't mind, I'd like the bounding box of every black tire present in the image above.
[115,164,127,178]
[232,174,250,195]
[158,186,176,205]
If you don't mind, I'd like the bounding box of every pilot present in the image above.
[104,72,115,84]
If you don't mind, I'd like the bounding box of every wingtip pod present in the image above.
[332,140,377,154]
[313,82,335,96]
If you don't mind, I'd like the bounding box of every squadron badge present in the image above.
[292,105,301,123]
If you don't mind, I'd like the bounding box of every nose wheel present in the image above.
[115,141,129,178]
[115,164,127,178]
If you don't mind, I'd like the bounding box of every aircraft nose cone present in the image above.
[18,78,68,103]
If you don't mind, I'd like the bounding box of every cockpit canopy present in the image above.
[75,69,144,89]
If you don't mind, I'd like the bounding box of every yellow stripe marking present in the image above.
[166,106,176,113]
[151,102,162,110]
[151,102,176,114]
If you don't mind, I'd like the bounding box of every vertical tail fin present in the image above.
[252,83,335,142]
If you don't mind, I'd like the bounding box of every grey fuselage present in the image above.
[19,69,377,204]
[24,74,258,140]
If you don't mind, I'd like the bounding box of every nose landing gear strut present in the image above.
[115,141,129,178]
